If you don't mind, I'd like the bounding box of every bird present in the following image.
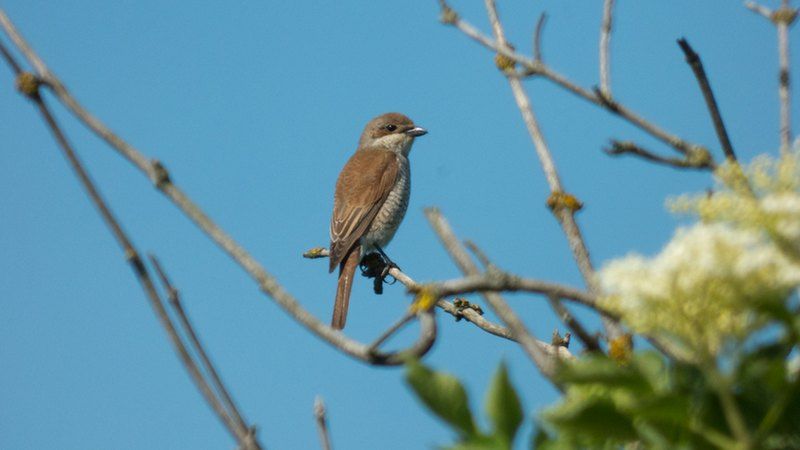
[328,112,427,330]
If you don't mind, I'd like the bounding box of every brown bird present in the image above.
[328,112,427,329]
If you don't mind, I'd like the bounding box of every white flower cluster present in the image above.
[600,151,800,359]
[599,223,800,358]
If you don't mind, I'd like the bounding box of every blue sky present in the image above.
[1,1,797,449]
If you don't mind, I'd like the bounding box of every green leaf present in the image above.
[443,435,506,450]
[543,396,638,443]
[556,354,646,390]
[484,361,523,446]
[405,359,478,438]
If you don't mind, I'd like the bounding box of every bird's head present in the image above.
[358,112,427,156]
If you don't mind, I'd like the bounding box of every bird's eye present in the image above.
[385,124,397,131]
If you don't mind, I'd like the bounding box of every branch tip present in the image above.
[303,247,329,259]
[438,0,458,25]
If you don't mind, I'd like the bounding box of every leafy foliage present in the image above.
[406,360,525,449]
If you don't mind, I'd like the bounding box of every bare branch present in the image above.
[437,0,703,157]
[483,0,624,341]
[777,3,796,154]
[314,397,333,450]
[0,38,21,75]
[149,255,253,438]
[677,38,738,162]
[367,312,416,353]
[436,298,514,340]
[599,0,616,96]
[605,140,715,170]
[533,13,547,62]
[6,65,260,447]
[547,295,600,351]
[745,1,797,154]
[745,1,773,19]
[466,239,603,352]
[0,9,436,367]
[425,207,571,381]
[437,272,597,307]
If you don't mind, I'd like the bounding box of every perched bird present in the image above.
[328,112,427,329]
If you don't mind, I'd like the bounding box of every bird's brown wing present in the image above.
[329,150,399,272]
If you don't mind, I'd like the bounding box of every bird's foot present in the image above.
[359,251,399,295]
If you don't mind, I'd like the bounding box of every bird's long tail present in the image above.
[332,245,360,330]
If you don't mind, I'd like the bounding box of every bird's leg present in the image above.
[374,245,400,274]
[358,252,386,295]
[373,245,399,286]
[358,247,399,295]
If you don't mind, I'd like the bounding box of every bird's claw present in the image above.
[359,252,400,295]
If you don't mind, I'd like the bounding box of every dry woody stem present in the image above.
[745,0,797,155]
[677,38,737,162]
[0,52,262,448]
[425,207,573,382]
[438,0,705,159]
[483,0,624,342]
[599,0,616,96]
[314,396,333,450]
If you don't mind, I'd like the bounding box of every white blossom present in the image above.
[599,223,800,359]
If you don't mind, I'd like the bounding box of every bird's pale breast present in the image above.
[361,155,410,251]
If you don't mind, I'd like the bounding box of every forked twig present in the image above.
[484,0,623,341]
[437,0,707,159]
[149,255,253,438]
[426,208,572,382]
[0,46,261,447]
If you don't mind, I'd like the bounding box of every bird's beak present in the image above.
[405,126,428,137]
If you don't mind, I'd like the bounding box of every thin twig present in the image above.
[484,0,624,341]
[437,0,704,158]
[677,38,737,162]
[777,1,796,155]
[533,13,547,62]
[314,396,333,450]
[436,298,514,340]
[426,207,570,382]
[466,239,602,352]
[0,38,20,74]
[546,295,600,351]
[13,73,259,448]
[0,9,436,367]
[745,1,773,19]
[745,1,797,155]
[605,139,715,170]
[149,255,251,436]
[599,0,616,96]
[367,312,416,354]
[388,265,523,342]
